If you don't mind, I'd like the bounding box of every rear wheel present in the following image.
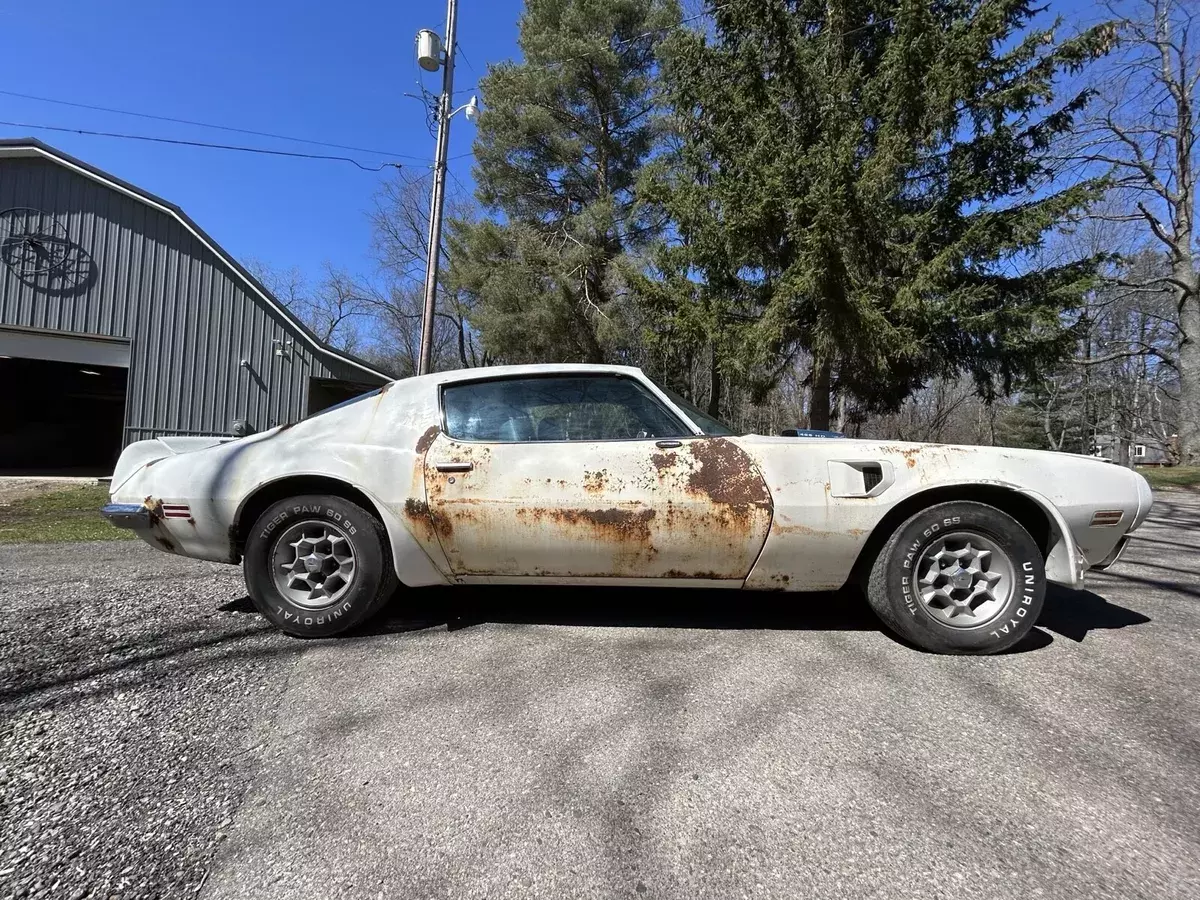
[866,501,1045,654]
[244,494,397,637]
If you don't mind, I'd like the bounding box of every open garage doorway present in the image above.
[0,357,127,474]
[307,377,381,416]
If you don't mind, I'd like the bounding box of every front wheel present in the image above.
[866,501,1046,654]
[244,494,397,637]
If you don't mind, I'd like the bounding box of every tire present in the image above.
[866,501,1045,655]
[244,494,398,638]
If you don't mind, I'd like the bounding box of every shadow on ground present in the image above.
[221,582,1151,650]
[1038,586,1151,642]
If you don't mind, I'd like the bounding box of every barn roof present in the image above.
[0,137,391,383]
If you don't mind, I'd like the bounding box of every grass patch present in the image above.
[0,484,135,543]
[1138,466,1200,491]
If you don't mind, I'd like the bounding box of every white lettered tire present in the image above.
[866,501,1045,654]
[244,494,397,637]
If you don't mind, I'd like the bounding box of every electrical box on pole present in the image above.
[416,29,442,72]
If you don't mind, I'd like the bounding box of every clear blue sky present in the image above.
[0,0,1102,286]
[0,0,521,282]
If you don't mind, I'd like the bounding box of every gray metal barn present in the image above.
[0,138,390,474]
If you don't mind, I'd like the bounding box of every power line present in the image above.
[0,120,405,171]
[447,167,473,197]
[456,43,480,80]
[0,88,431,162]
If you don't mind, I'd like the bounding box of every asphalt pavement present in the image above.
[2,493,1199,900]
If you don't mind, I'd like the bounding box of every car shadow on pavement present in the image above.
[366,584,881,636]
[216,583,1152,650]
[1037,585,1151,643]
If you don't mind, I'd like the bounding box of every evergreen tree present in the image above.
[648,0,1116,428]
[451,0,680,364]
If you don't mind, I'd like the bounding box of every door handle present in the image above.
[434,461,474,473]
[655,440,682,449]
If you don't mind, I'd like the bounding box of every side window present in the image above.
[442,376,690,442]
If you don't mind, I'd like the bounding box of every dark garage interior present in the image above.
[0,356,127,474]
[307,377,380,415]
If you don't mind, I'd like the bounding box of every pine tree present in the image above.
[451,0,680,364]
[648,0,1117,428]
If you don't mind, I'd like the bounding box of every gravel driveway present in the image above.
[2,493,1199,900]
[0,545,297,899]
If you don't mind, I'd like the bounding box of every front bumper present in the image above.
[1091,535,1131,571]
[100,503,152,529]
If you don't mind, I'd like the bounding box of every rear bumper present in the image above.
[100,503,152,529]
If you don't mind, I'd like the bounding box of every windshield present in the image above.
[654,382,737,436]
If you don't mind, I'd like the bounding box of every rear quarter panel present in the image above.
[109,381,451,586]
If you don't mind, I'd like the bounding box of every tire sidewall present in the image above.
[244,495,385,637]
[885,502,1045,653]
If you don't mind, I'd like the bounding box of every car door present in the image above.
[420,374,773,582]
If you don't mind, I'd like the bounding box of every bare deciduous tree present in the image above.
[369,171,487,373]
[243,258,373,353]
[1073,0,1199,463]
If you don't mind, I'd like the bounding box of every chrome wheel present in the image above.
[271,520,357,610]
[916,531,1014,628]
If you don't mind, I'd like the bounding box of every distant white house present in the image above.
[1090,433,1174,466]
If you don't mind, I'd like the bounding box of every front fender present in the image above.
[876,479,1083,588]
[1016,487,1083,588]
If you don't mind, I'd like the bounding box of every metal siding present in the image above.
[0,154,379,445]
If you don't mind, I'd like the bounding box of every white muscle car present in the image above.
[101,364,1153,654]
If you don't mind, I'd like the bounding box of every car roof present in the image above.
[394,363,647,389]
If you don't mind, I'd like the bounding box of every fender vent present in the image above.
[862,464,883,492]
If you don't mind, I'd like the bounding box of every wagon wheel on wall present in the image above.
[0,207,73,278]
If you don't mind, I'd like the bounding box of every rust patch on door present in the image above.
[517,506,656,543]
[415,425,440,454]
[686,439,772,509]
[650,451,677,472]
[582,470,607,493]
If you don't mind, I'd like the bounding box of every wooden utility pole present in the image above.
[417,0,459,376]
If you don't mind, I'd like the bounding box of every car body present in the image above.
[102,363,1153,653]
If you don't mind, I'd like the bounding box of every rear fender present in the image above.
[233,475,450,588]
